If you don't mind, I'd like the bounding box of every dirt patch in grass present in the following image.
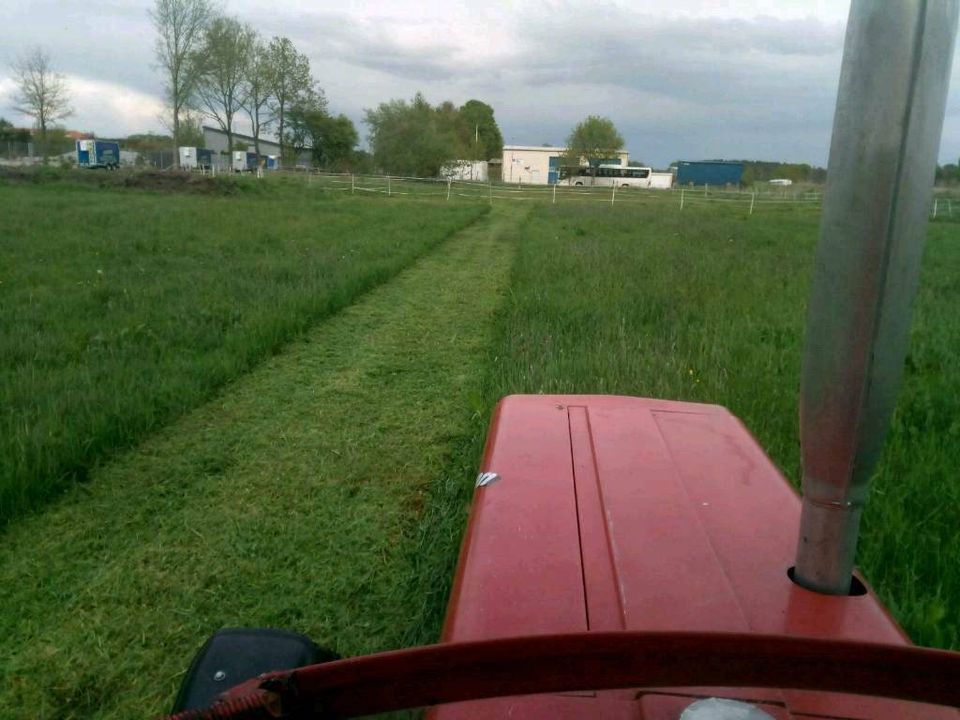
[0,166,248,195]
[116,170,238,194]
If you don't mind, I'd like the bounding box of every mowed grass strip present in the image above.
[0,205,521,719]
[481,201,960,649]
[0,182,487,525]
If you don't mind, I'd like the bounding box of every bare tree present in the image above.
[268,36,312,161]
[194,17,254,156]
[150,0,215,167]
[242,36,274,160]
[11,47,72,162]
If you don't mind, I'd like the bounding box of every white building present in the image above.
[502,145,630,185]
[649,172,674,189]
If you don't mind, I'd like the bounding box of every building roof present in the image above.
[503,145,566,152]
[202,125,311,149]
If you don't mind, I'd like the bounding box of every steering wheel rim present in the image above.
[162,630,960,719]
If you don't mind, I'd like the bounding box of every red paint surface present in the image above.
[433,395,957,719]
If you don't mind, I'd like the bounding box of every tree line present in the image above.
[150,0,338,166]
[7,4,631,177]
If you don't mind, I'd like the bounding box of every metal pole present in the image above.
[351,174,355,194]
[553,182,557,205]
[795,0,958,595]
[447,179,452,201]
[704,183,708,198]
[680,188,685,210]
[749,192,756,215]
[488,181,493,205]
[611,183,616,206]
[933,197,939,218]
[387,176,391,196]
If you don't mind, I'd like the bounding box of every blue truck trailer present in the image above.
[76,139,120,169]
[676,160,744,186]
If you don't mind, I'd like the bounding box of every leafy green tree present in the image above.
[179,111,205,147]
[350,149,376,174]
[268,36,313,160]
[193,16,254,154]
[285,106,359,170]
[243,36,275,159]
[935,162,960,185]
[364,93,469,177]
[458,99,503,160]
[0,117,31,143]
[150,0,215,167]
[283,85,327,165]
[121,133,173,152]
[562,115,624,170]
[308,114,358,169]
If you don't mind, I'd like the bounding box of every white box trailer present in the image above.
[440,160,489,182]
[232,151,247,172]
[179,147,197,170]
[649,172,674,189]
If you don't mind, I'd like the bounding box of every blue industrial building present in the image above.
[676,160,744,186]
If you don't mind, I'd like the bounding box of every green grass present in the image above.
[0,180,487,526]
[0,205,521,719]
[476,200,960,649]
[1,184,957,717]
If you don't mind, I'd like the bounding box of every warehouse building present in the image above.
[203,126,282,156]
[502,145,631,185]
[202,126,312,166]
[675,160,744,186]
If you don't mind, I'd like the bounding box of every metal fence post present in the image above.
[553,183,557,205]
[680,188,685,210]
[387,176,392,196]
[749,192,756,215]
[447,179,452,201]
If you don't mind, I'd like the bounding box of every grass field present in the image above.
[0,176,958,717]
[0,195,522,718]
[0,179,487,526]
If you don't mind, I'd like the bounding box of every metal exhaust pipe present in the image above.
[795,0,958,595]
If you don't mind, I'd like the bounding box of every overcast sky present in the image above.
[2,0,959,168]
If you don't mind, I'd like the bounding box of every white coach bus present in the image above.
[565,164,653,188]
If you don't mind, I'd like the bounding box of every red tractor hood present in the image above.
[434,395,955,720]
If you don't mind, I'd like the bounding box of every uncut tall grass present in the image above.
[483,201,960,648]
[0,181,487,526]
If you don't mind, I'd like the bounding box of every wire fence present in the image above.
[276,170,828,214]
[266,170,959,220]
[3,159,954,219]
